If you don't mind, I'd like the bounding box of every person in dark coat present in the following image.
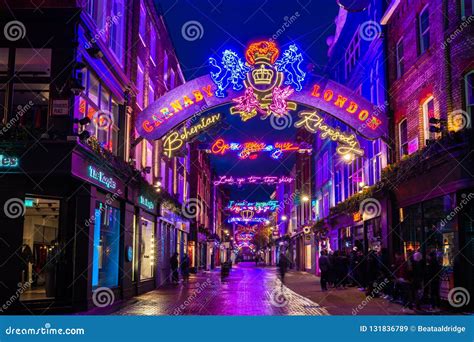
[170,252,179,283]
[319,250,331,291]
[426,251,441,310]
[277,252,290,284]
[365,250,379,295]
[181,253,190,283]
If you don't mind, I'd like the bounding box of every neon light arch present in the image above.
[136,41,387,142]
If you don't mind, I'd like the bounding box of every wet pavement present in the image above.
[84,262,422,316]
[99,262,329,315]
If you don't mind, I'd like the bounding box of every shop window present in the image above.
[418,5,430,55]
[20,197,60,301]
[305,245,312,269]
[461,0,474,19]
[12,83,49,129]
[140,218,155,280]
[396,37,404,79]
[399,118,408,157]
[92,201,120,288]
[464,71,473,128]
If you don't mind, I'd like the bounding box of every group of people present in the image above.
[169,253,190,284]
[318,247,443,311]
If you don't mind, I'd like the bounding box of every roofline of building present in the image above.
[381,0,400,25]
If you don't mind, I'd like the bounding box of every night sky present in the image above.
[156,0,339,200]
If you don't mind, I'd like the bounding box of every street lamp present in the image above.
[302,195,310,202]
[281,215,288,221]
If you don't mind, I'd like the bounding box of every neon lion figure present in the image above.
[275,44,306,91]
[209,50,250,98]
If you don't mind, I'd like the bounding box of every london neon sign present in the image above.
[213,175,293,186]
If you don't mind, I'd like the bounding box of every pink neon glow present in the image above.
[269,86,294,116]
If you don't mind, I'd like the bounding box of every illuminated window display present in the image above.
[92,202,120,288]
[140,218,155,280]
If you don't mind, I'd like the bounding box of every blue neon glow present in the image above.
[275,44,306,91]
[92,207,101,287]
[209,50,250,98]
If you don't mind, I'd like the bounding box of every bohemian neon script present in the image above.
[213,175,293,186]
[227,200,279,214]
[228,217,269,223]
[162,113,222,157]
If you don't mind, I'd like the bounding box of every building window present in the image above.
[464,71,473,128]
[345,29,361,78]
[461,0,474,19]
[149,27,157,66]
[139,0,147,46]
[335,169,342,204]
[371,139,382,184]
[418,5,430,55]
[422,96,438,143]
[396,37,404,79]
[399,118,408,157]
[109,0,125,65]
[136,58,145,109]
[92,202,120,288]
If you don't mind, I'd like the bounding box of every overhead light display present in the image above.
[226,200,279,214]
[213,175,294,186]
[209,138,311,160]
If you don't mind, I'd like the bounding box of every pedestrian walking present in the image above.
[181,253,190,283]
[365,250,379,295]
[319,250,331,291]
[170,252,179,284]
[426,251,441,311]
[277,252,290,284]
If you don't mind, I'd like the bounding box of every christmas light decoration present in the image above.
[213,175,293,186]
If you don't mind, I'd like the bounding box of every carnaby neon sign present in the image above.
[228,217,268,223]
[213,175,293,186]
[162,113,222,157]
[135,40,387,142]
[209,138,311,160]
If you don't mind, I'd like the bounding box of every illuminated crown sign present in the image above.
[245,41,280,65]
[252,65,274,85]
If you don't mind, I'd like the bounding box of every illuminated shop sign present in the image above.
[209,138,310,160]
[295,110,364,157]
[162,113,222,157]
[213,175,293,186]
[226,200,279,214]
[135,40,387,142]
[139,196,155,211]
[0,154,19,168]
[88,165,117,190]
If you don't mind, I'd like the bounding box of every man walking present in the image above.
[319,250,331,291]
